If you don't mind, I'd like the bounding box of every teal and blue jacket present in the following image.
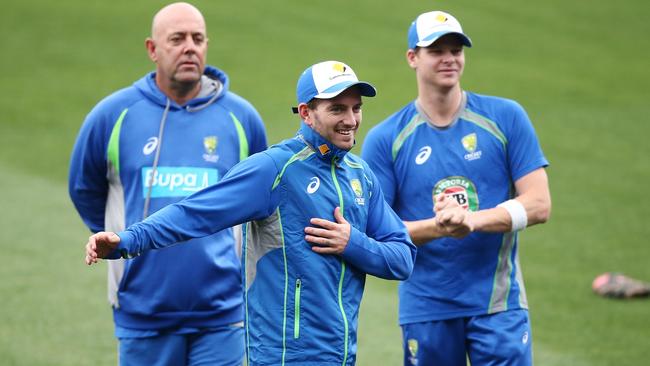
[69,66,267,336]
[116,123,416,365]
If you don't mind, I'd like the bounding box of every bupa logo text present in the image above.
[142,167,218,198]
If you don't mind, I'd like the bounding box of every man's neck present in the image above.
[416,84,463,127]
[156,78,201,106]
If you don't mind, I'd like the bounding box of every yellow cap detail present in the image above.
[333,62,347,73]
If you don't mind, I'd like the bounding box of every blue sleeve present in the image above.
[117,152,279,256]
[361,124,397,206]
[504,101,549,181]
[340,168,416,280]
[68,107,111,233]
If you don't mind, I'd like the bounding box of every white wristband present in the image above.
[497,199,528,232]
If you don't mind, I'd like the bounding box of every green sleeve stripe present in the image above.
[460,109,507,148]
[343,156,363,169]
[391,114,426,161]
[337,262,349,365]
[107,109,129,175]
[229,112,249,161]
[272,147,314,190]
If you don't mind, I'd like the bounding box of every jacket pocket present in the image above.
[294,278,302,339]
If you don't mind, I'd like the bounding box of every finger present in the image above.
[333,207,348,224]
[435,210,452,223]
[311,246,338,255]
[305,235,330,246]
[445,213,464,226]
[109,232,121,244]
[86,242,96,259]
[309,218,337,230]
[434,196,452,212]
[304,227,334,238]
[438,198,457,210]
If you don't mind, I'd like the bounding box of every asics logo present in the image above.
[143,137,158,155]
[415,146,432,165]
[306,177,320,194]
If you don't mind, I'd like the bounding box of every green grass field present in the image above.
[1,0,649,364]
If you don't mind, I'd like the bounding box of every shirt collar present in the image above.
[297,122,351,162]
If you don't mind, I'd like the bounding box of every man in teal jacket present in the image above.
[85,60,417,365]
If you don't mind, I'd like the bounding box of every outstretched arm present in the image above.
[83,152,279,264]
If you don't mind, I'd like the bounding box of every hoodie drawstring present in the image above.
[142,98,171,219]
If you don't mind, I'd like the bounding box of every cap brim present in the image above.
[293,81,377,113]
[415,31,472,48]
[315,81,377,100]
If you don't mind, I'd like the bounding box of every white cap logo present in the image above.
[408,11,472,49]
[312,61,359,98]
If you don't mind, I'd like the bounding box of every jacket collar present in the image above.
[134,65,229,110]
[297,122,350,162]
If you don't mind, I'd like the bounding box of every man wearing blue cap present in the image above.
[84,60,417,366]
[362,11,551,366]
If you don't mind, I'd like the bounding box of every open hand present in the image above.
[85,231,121,265]
[304,207,351,255]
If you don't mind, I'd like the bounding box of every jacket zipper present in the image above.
[330,157,349,365]
[294,278,301,339]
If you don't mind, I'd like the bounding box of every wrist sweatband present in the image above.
[497,199,528,232]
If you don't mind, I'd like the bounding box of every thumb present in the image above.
[108,232,121,244]
[333,207,347,224]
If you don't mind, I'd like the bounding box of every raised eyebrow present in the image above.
[168,31,206,38]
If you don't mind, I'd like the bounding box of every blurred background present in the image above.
[1,0,649,364]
